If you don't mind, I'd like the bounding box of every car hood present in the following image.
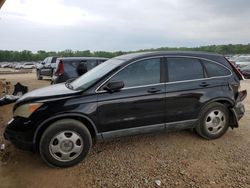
[18,83,79,103]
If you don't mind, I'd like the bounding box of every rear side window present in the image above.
[202,60,231,77]
[167,57,204,82]
[110,58,161,88]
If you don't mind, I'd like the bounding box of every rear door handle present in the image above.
[199,82,209,87]
[147,88,161,93]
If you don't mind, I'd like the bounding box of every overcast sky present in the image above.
[0,0,250,52]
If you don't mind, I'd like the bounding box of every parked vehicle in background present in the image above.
[240,64,250,78]
[1,63,10,68]
[8,63,15,68]
[14,63,22,69]
[4,51,246,167]
[20,63,36,69]
[228,55,240,62]
[224,55,234,60]
[52,57,108,84]
[234,55,250,68]
[36,57,57,80]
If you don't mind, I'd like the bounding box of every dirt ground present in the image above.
[0,72,250,188]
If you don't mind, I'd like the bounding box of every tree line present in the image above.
[0,44,250,62]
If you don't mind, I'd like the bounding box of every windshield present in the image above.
[70,58,125,90]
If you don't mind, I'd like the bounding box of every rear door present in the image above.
[164,57,232,130]
[164,57,207,130]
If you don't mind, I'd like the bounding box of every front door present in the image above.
[97,57,166,135]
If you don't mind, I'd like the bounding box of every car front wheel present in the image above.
[39,119,92,168]
[195,102,229,139]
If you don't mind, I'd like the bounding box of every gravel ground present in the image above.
[0,73,250,188]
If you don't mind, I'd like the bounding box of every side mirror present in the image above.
[103,81,124,93]
[41,61,45,65]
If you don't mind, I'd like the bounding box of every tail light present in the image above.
[225,58,245,80]
[56,60,64,76]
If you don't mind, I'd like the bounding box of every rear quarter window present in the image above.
[202,60,231,77]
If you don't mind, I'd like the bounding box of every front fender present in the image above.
[32,113,98,150]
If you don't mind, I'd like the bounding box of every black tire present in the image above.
[37,70,43,80]
[39,119,92,168]
[195,102,229,139]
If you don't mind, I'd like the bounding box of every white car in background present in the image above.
[20,63,36,69]
[15,63,22,69]
[234,55,250,68]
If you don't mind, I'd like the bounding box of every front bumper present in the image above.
[4,118,35,151]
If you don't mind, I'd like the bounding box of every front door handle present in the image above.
[147,88,161,93]
[199,82,209,87]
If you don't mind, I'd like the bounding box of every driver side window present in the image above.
[109,58,161,88]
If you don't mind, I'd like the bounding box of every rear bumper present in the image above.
[231,90,247,127]
[233,101,245,120]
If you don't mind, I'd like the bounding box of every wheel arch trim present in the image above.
[32,113,98,150]
[203,97,235,107]
[200,97,238,127]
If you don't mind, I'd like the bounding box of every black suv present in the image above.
[36,57,57,80]
[52,57,108,84]
[4,51,247,167]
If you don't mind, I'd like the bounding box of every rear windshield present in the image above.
[52,57,57,63]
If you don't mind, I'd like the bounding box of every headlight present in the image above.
[14,103,43,118]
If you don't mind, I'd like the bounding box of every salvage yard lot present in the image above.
[0,72,250,188]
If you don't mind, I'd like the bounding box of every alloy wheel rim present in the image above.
[49,131,83,162]
[205,109,226,135]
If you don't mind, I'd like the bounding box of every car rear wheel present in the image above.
[39,119,92,168]
[195,102,229,139]
[37,70,43,80]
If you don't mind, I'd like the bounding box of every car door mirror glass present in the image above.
[103,81,124,92]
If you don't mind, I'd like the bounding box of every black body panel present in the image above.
[4,51,246,152]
